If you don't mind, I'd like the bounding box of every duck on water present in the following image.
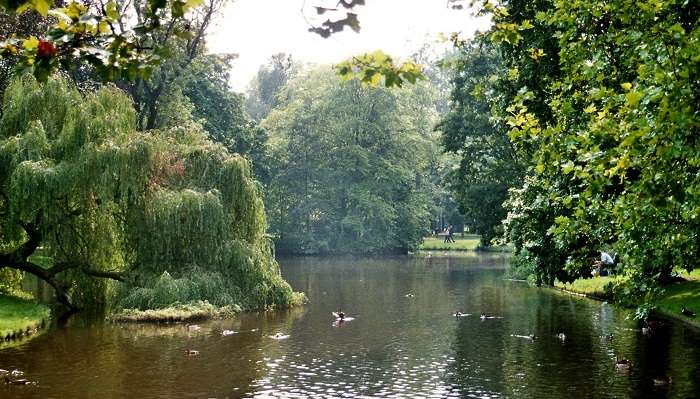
[332,309,354,324]
[615,356,632,370]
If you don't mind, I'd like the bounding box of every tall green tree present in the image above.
[180,54,271,182]
[245,53,294,122]
[263,67,436,254]
[125,36,271,182]
[437,40,525,246]
[488,0,699,298]
[121,0,227,131]
[0,76,301,311]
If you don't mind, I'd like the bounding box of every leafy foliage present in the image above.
[119,0,227,131]
[0,76,302,311]
[179,54,272,182]
[245,53,294,122]
[504,250,537,282]
[0,8,55,103]
[0,0,205,82]
[437,39,526,246]
[263,67,437,254]
[306,0,364,38]
[336,50,425,88]
[468,0,700,307]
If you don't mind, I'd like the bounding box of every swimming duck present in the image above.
[221,330,236,336]
[607,333,614,341]
[681,306,696,318]
[3,376,31,385]
[332,310,346,320]
[557,333,566,341]
[653,376,672,386]
[185,349,200,356]
[405,293,415,298]
[615,356,632,370]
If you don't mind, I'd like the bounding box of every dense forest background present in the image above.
[0,0,696,316]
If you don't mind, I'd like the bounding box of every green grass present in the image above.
[554,269,700,328]
[655,269,700,328]
[419,235,512,252]
[555,276,616,299]
[0,294,50,339]
[419,236,481,251]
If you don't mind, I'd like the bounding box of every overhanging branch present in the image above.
[81,268,126,282]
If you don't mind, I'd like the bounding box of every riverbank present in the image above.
[554,270,700,329]
[0,294,50,340]
[554,277,616,301]
[419,235,511,252]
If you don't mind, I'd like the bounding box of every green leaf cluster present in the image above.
[336,50,424,88]
[0,0,204,82]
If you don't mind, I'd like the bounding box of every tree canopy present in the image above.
[437,39,525,245]
[0,76,301,311]
[262,66,440,254]
[438,0,699,310]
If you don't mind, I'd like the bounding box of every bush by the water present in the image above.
[116,270,236,310]
[115,242,305,311]
[505,251,537,282]
[110,300,237,322]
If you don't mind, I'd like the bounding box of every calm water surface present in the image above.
[1,254,699,398]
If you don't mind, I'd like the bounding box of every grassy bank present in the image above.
[655,270,700,328]
[554,270,700,328]
[555,277,617,300]
[418,236,512,252]
[110,301,239,322]
[419,236,480,251]
[0,294,50,340]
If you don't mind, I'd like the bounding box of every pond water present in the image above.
[1,254,699,398]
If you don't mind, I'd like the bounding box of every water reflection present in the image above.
[1,254,698,398]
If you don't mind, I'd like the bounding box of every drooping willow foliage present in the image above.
[0,76,302,311]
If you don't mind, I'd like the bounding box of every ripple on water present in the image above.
[2,255,700,399]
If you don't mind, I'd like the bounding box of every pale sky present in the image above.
[207,0,491,92]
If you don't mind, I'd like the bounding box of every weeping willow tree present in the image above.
[0,76,302,312]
